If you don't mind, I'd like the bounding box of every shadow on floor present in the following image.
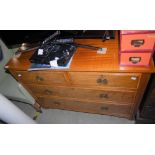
[11,100,135,124]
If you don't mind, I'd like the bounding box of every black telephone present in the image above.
[30,43,76,66]
[29,31,105,66]
[30,31,77,66]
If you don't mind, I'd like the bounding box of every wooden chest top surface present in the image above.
[5,32,155,73]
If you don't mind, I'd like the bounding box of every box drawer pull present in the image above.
[44,89,53,95]
[100,106,109,111]
[99,93,109,99]
[131,39,145,47]
[129,57,141,64]
[36,76,44,81]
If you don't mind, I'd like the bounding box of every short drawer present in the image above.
[14,71,67,85]
[121,33,155,51]
[69,72,140,89]
[27,85,135,104]
[37,97,131,117]
[120,52,152,66]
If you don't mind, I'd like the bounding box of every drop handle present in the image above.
[99,93,109,99]
[97,78,102,83]
[53,101,61,105]
[44,89,53,95]
[36,76,44,81]
[97,78,108,85]
[100,106,109,111]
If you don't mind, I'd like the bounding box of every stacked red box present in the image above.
[120,30,155,66]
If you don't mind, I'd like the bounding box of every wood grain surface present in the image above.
[5,32,155,73]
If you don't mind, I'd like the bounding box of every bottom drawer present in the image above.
[120,52,152,66]
[37,97,131,118]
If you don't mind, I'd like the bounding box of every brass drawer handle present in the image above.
[102,79,108,84]
[97,78,108,85]
[53,101,61,105]
[97,78,102,83]
[36,76,44,81]
[100,106,109,111]
[99,93,109,99]
[44,89,52,95]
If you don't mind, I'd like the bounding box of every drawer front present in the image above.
[27,85,135,104]
[14,71,67,85]
[120,52,152,66]
[121,33,155,51]
[37,97,131,117]
[69,72,140,89]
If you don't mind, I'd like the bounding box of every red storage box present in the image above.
[121,33,155,52]
[120,51,152,66]
[121,30,155,35]
[120,30,155,66]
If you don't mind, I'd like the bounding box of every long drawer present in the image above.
[37,97,131,117]
[69,72,140,89]
[13,71,67,85]
[27,84,135,104]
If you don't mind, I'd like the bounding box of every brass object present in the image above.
[97,78,108,85]
[101,106,109,110]
[44,89,52,95]
[99,93,109,98]
[53,102,61,105]
[36,76,44,81]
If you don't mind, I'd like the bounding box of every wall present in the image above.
[0,38,14,83]
[0,38,34,105]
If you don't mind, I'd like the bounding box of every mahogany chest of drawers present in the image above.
[5,32,155,119]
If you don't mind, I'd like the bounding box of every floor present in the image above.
[11,100,135,124]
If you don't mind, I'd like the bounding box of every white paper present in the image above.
[38,49,44,55]
[50,60,58,67]
[55,57,59,60]
[97,48,107,54]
